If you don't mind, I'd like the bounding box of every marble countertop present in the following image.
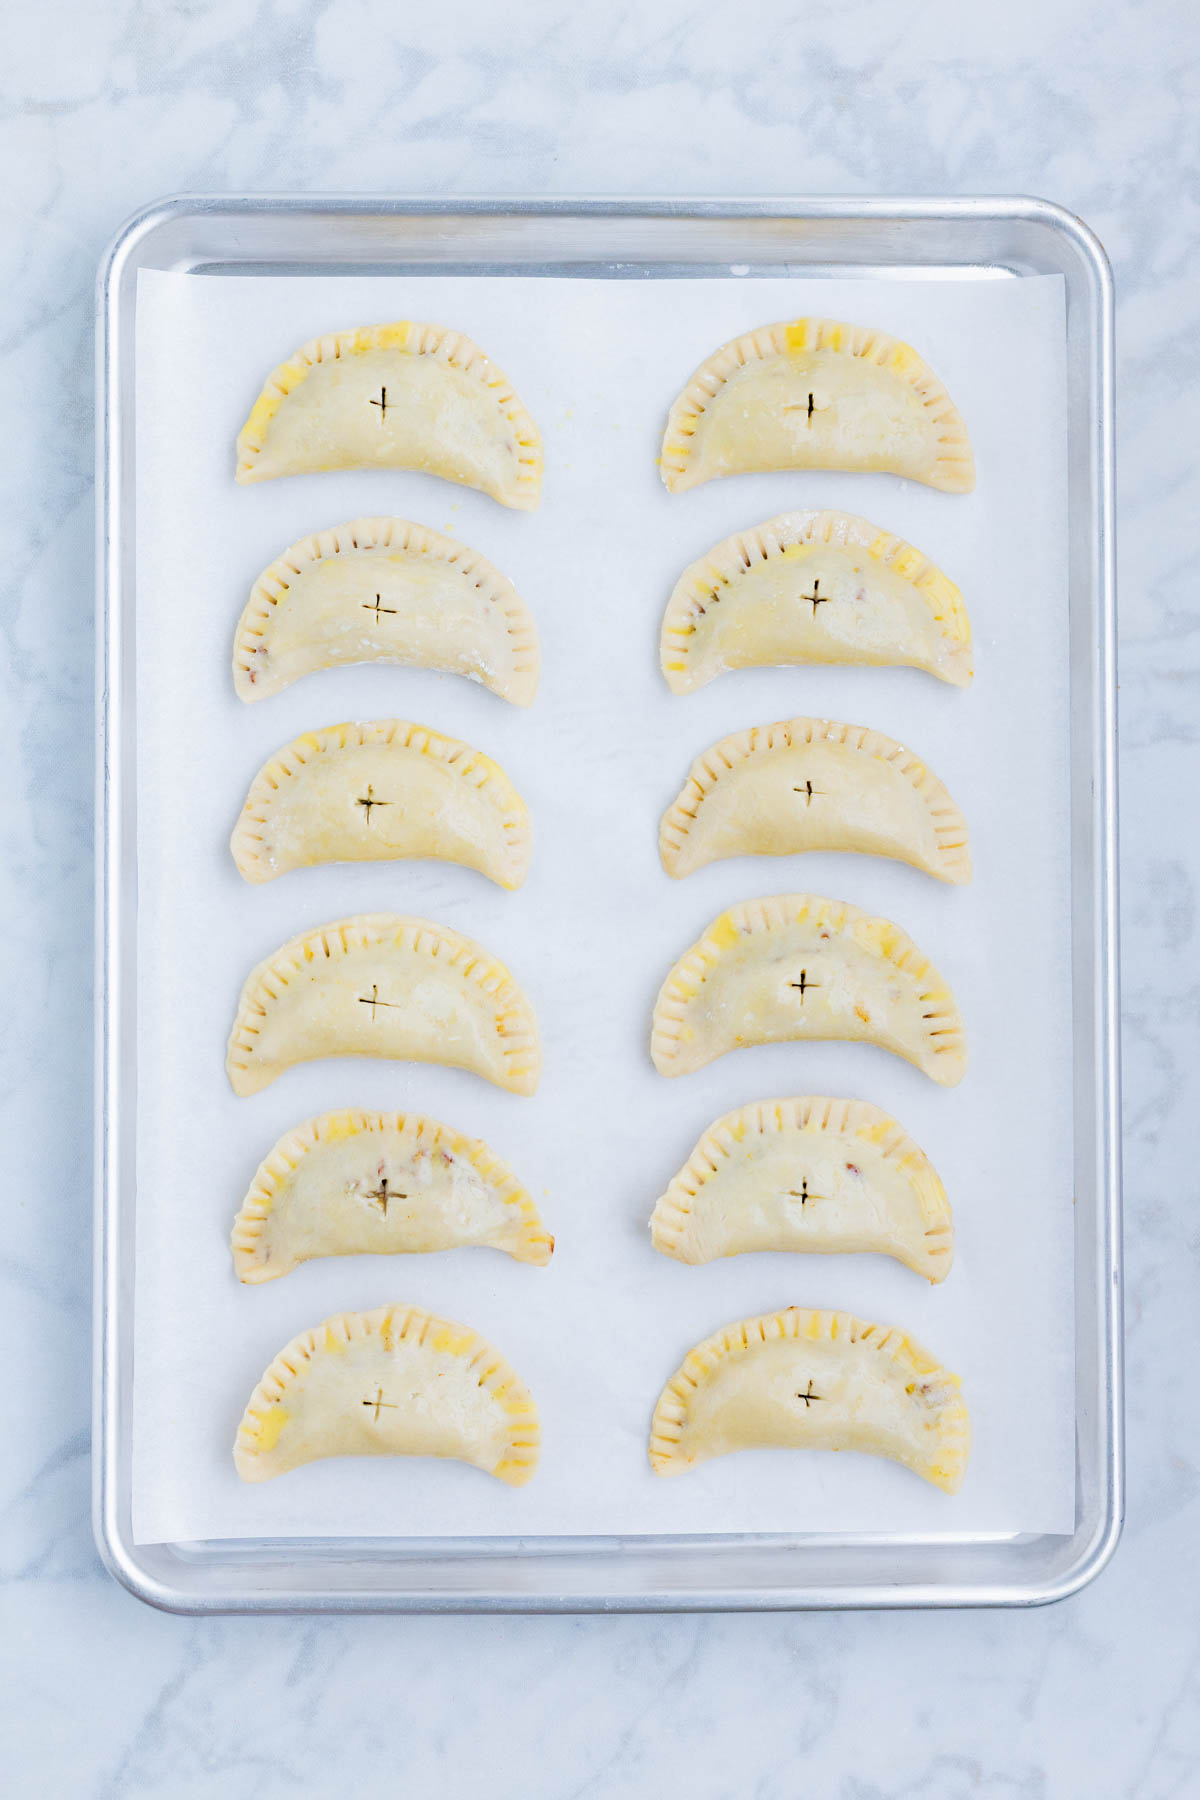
[3,0,1198,1792]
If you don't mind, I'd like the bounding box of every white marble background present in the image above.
[2,0,1197,1792]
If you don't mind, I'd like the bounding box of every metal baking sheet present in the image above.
[94,196,1121,1612]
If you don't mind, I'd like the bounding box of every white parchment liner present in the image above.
[133,269,1073,1543]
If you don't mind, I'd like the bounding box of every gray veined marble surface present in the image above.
[2,0,1198,1793]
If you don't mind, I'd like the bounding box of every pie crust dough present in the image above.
[660,317,974,494]
[659,716,970,884]
[233,517,539,706]
[230,720,531,890]
[660,509,972,693]
[226,914,541,1097]
[232,1109,553,1282]
[649,1306,969,1492]
[649,1096,952,1280]
[236,322,542,508]
[651,894,966,1086]
[235,1303,540,1485]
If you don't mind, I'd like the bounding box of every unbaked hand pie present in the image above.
[232,1109,553,1282]
[234,1303,539,1485]
[660,317,974,494]
[659,716,970,884]
[649,1097,952,1280]
[230,720,531,890]
[651,894,966,1086]
[649,1306,969,1492]
[233,517,539,706]
[660,509,972,693]
[226,914,540,1097]
[236,322,542,508]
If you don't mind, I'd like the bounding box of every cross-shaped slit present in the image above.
[787,1179,819,1206]
[783,391,818,423]
[796,1380,823,1408]
[361,1387,398,1422]
[363,593,398,621]
[793,780,819,805]
[356,784,390,825]
[357,983,404,1021]
[369,386,389,421]
[800,579,829,616]
[789,969,819,1000]
[365,1175,406,1217]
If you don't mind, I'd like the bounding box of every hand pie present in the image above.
[649,1306,969,1492]
[660,716,970,884]
[231,720,531,890]
[236,321,542,508]
[233,517,539,706]
[235,1303,539,1485]
[660,317,974,494]
[650,1097,952,1280]
[651,894,966,1086]
[226,914,540,1098]
[232,1109,553,1282]
[660,509,972,693]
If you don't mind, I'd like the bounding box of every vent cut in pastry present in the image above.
[659,716,970,884]
[649,1305,969,1492]
[236,322,542,508]
[660,510,972,693]
[660,318,974,494]
[232,1109,553,1283]
[230,720,531,890]
[235,1303,540,1485]
[233,518,539,706]
[226,914,541,1098]
[649,1097,952,1280]
[650,894,966,1086]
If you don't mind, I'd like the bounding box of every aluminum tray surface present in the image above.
[95,197,1120,1613]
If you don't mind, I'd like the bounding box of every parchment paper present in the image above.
[132,268,1074,1543]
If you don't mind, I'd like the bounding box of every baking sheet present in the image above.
[132,268,1073,1545]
